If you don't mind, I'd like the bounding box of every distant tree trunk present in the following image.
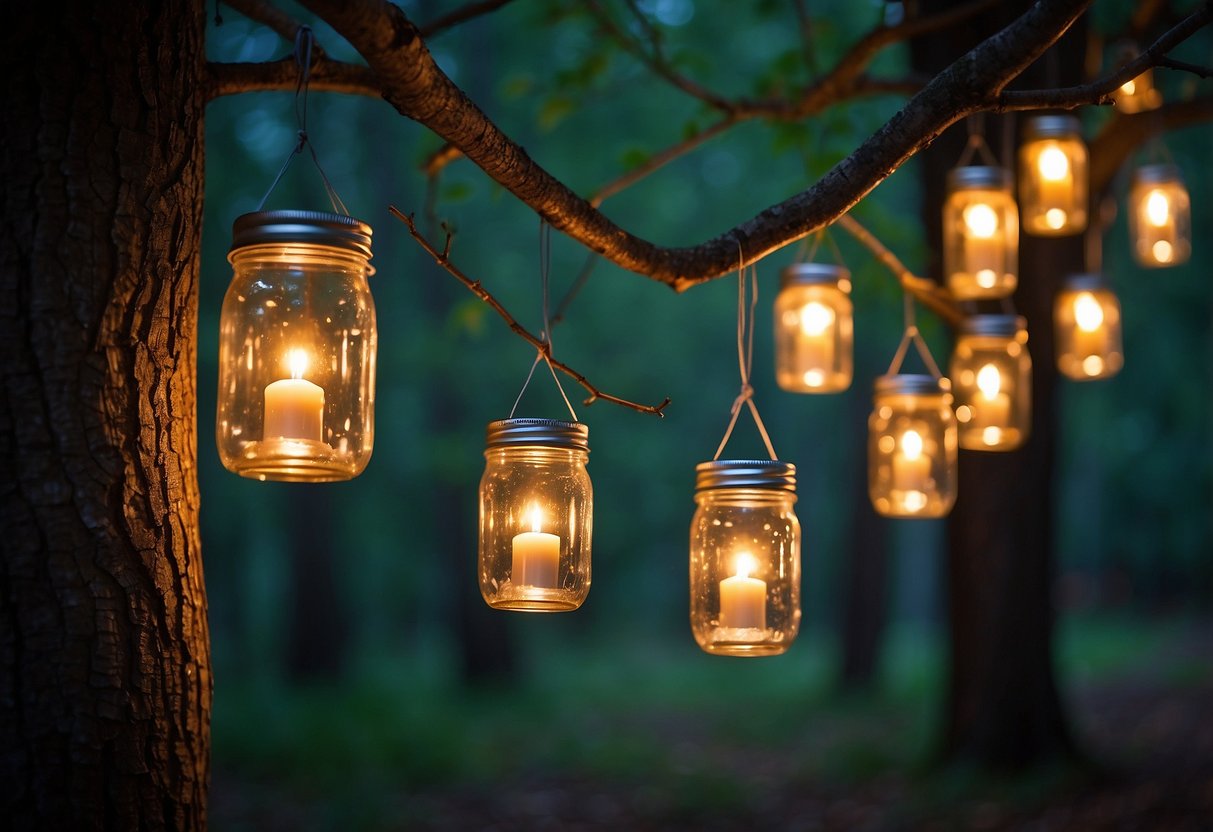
[913,4,1083,768]
[0,2,210,829]
[285,487,350,681]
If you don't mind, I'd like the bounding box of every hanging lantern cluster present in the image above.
[773,262,854,393]
[1019,115,1088,236]
[944,165,1019,299]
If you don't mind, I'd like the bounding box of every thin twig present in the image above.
[1156,56,1213,79]
[835,214,963,326]
[791,0,819,75]
[420,0,516,38]
[206,58,381,100]
[222,0,307,44]
[389,206,671,416]
[422,143,464,177]
[590,117,737,207]
[549,253,599,327]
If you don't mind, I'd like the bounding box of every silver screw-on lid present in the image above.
[1062,273,1107,292]
[1022,114,1082,140]
[780,262,850,288]
[229,210,374,260]
[695,459,796,492]
[485,418,589,452]
[1132,163,1183,186]
[874,373,951,398]
[959,314,1027,338]
[947,165,1012,191]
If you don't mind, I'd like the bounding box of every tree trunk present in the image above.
[1,2,210,828]
[912,4,1082,768]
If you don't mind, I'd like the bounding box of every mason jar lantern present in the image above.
[690,460,801,657]
[773,263,853,393]
[1113,68,1161,114]
[950,315,1031,451]
[1019,115,1088,236]
[1055,274,1123,381]
[479,419,592,612]
[943,166,1019,299]
[216,210,377,482]
[1129,164,1191,268]
[868,375,957,518]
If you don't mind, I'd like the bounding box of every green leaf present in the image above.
[538,95,576,131]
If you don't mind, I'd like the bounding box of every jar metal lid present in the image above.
[1061,272,1107,292]
[229,210,374,260]
[780,262,850,288]
[486,418,589,452]
[959,314,1027,338]
[1022,114,1082,140]
[1132,163,1183,186]
[946,165,1012,191]
[874,373,951,398]
[695,459,796,493]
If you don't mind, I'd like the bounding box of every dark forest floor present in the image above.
[210,621,1212,831]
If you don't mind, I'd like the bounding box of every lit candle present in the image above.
[263,349,324,441]
[1037,145,1071,229]
[962,203,1004,289]
[719,552,766,630]
[1072,292,1108,371]
[798,301,835,386]
[973,364,1010,446]
[511,504,560,588]
[891,429,930,492]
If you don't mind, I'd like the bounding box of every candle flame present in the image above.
[1038,146,1069,181]
[901,429,924,461]
[528,503,543,533]
[288,348,310,380]
[1074,292,1104,333]
[1120,79,1136,96]
[976,364,1002,399]
[799,301,834,336]
[733,551,758,579]
[1145,190,1170,227]
[963,203,998,239]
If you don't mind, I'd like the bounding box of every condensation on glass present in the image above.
[1054,274,1123,381]
[773,263,854,393]
[943,166,1019,299]
[1018,115,1088,236]
[1129,164,1191,268]
[217,210,377,482]
[690,461,801,657]
[950,315,1031,452]
[868,375,957,518]
[479,419,592,612]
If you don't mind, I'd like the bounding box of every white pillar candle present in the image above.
[719,552,766,630]
[263,350,324,441]
[512,505,560,588]
[1037,146,1072,228]
[962,203,1004,288]
[1072,293,1109,362]
[797,302,835,385]
[891,429,930,492]
[973,364,1010,432]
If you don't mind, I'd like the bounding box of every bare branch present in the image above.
[222,0,305,44]
[206,58,381,100]
[422,142,463,177]
[1157,56,1213,79]
[999,1,1213,110]
[420,0,516,39]
[834,215,963,326]
[389,206,671,416]
[1089,93,1213,193]
[590,117,737,207]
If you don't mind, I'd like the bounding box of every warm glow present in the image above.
[800,301,835,336]
[976,269,997,289]
[1074,293,1104,332]
[1152,240,1174,263]
[527,503,543,533]
[1045,208,1067,229]
[976,364,1002,399]
[901,429,924,461]
[733,551,758,580]
[1145,190,1170,227]
[287,348,310,380]
[963,203,999,238]
[1082,355,1105,376]
[803,370,825,387]
[904,491,927,512]
[1038,147,1069,181]
[1120,79,1137,96]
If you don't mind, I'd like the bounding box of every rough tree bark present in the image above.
[0,2,211,829]
[913,2,1082,768]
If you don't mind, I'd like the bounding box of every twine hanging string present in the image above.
[886,291,944,378]
[257,26,349,215]
[509,219,579,422]
[955,114,1000,168]
[794,226,846,266]
[713,246,778,461]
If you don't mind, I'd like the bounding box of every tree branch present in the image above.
[388,206,671,417]
[206,58,382,100]
[299,0,1097,288]
[1089,93,1213,193]
[1156,56,1213,79]
[222,0,306,44]
[590,117,737,207]
[419,0,517,39]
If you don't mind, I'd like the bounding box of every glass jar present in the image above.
[216,210,377,482]
[1113,68,1161,114]
[1054,274,1123,381]
[1129,164,1191,268]
[950,315,1031,451]
[943,166,1019,299]
[1018,115,1088,236]
[868,375,957,518]
[479,419,592,612]
[690,460,800,657]
[773,263,853,393]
